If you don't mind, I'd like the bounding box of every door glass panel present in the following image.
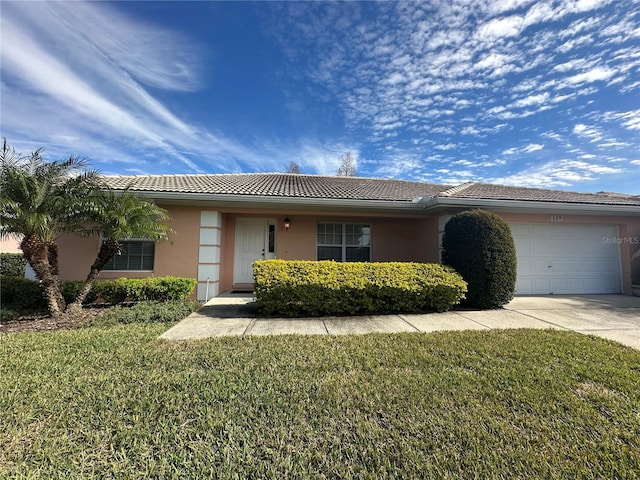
[268,224,275,253]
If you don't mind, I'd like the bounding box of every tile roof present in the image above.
[437,182,640,206]
[102,173,640,207]
[103,173,450,202]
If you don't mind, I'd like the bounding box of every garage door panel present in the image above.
[516,278,534,292]
[551,279,569,292]
[533,278,552,292]
[532,259,551,273]
[518,260,532,273]
[510,223,621,294]
[583,260,617,274]
[566,260,584,273]
[528,224,550,236]
[567,279,584,291]
[549,260,567,271]
[531,242,550,255]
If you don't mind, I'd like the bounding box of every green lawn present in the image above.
[1,325,639,479]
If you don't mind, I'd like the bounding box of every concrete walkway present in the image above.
[159,293,640,350]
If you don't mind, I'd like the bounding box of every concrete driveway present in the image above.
[159,293,640,350]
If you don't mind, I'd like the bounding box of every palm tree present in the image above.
[66,189,173,313]
[0,140,103,316]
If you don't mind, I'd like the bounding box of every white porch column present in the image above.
[197,211,222,301]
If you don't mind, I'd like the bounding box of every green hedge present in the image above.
[95,276,197,304]
[0,253,27,277]
[61,281,100,305]
[0,276,47,310]
[0,276,197,311]
[254,260,467,317]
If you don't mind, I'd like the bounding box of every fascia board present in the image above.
[124,190,425,213]
[420,196,640,215]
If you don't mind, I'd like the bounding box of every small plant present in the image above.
[0,308,20,322]
[442,209,517,309]
[91,299,201,326]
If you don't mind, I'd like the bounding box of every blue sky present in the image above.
[1,1,639,194]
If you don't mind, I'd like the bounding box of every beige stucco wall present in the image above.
[54,202,640,296]
[56,205,438,294]
[217,210,438,292]
[0,236,22,253]
[57,205,201,282]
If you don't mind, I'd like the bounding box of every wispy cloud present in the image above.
[493,159,622,188]
[1,1,350,176]
[266,0,638,191]
[2,0,638,193]
[1,2,210,170]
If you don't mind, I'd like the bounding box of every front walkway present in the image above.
[159,293,640,350]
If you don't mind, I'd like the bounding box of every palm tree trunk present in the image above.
[46,241,65,311]
[20,235,66,316]
[67,239,121,314]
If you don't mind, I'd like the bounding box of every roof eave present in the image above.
[421,197,640,215]
[127,190,424,213]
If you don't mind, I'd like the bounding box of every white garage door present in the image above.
[509,223,622,295]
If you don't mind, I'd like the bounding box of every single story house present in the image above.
[56,173,640,300]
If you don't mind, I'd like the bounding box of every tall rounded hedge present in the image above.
[442,209,517,309]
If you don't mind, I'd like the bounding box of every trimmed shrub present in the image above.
[61,281,100,305]
[254,260,467,317]
[84,276,197,304]
[93,279,128,305]
[91,300,201,326]
[121,276,197,301]
[0,253,27,277]
[0,276,46,310]
[442,209,517,309]
[0,276,197,312]
[1,277,99,310]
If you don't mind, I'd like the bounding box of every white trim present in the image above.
[100,270,153,273]
[125,191,426,212]
[122,190,640,215]
[419,197,640,215]
[201,211,221,227]
[197,210,222,301]
[316,222,372,262]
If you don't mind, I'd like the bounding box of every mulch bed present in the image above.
[0,308,106,333]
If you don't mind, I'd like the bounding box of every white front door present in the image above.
[233,218,276,284]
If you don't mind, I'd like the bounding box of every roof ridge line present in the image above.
[437,182,476,197]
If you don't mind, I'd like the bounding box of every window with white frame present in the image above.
[317,223,371,262]
[102,238,155,271]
